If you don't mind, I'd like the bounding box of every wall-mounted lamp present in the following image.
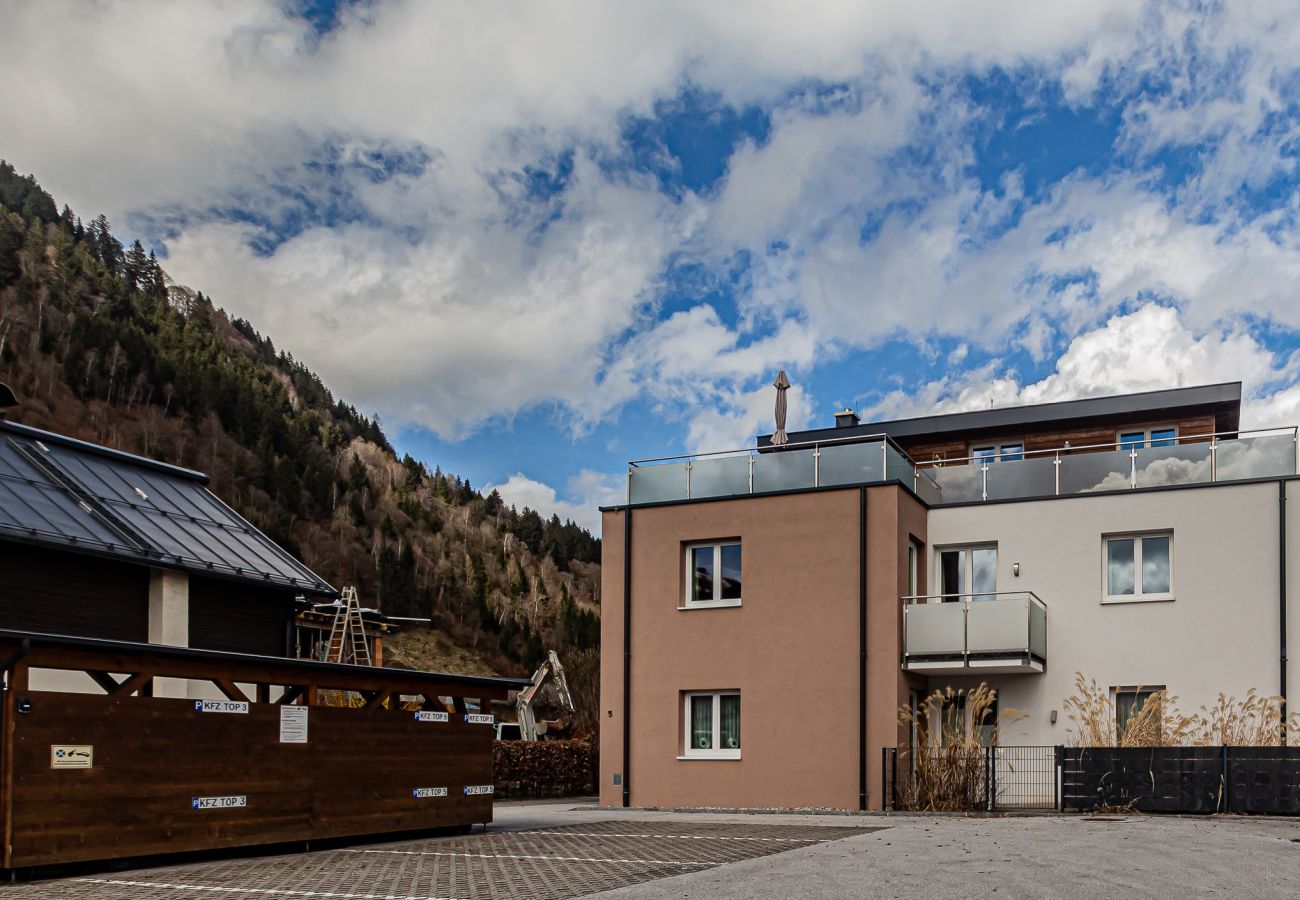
[1050,709,1058,724]
[1013,562,1021,577]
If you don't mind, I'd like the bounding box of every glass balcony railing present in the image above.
[626,427,1299,506]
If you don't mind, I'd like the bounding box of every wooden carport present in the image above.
[0,629,528,870]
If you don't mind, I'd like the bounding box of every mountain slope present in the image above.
[0,160,600,683]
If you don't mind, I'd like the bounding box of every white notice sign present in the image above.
[463,784,494,796]
[195,699,249,714]
[464,713,494,725]
[192,796,247,810]
[50,745,93,769]
[279,706,309,744]
[412,787,448,799]
[414,711,449,723]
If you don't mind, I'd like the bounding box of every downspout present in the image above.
[859,487,868,811]
[1280,480,1289,744]
[622,506,632,807]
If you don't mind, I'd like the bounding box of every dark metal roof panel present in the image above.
[0,422,333,594]
[764,382,1243,447]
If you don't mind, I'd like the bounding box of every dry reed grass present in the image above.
[1063,673,1300,747]
[894,684,1024,811]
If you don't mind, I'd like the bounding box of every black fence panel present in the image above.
[1225,747,1300,814]
[883,746,1058,811]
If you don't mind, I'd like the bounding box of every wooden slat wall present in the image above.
[6,691,492,867]
[905,413,1221,465]
[188,577,292,657]
[0,544,148,641]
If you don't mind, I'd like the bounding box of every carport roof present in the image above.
[0,419,333,594]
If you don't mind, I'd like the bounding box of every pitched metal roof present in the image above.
[0,420,333,594]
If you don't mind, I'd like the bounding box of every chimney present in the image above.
[834,407,860,428]
[0,382,16,420]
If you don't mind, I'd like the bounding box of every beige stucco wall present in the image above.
[600,485,924,810]
[926,481,1286,746]
[602,490,861,809]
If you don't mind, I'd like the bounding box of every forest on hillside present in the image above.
[0,160,601,685]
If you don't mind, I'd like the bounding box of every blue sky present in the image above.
[7,1,1300,530]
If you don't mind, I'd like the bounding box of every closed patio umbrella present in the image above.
[772,370,790,446]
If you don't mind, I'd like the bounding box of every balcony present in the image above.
[625,427,1298,507]
[902,592,1047,675]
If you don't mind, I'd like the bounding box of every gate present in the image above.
[883,745,1060,811]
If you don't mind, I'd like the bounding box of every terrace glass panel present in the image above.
[752,447,816,493]
[884,444,915,485]
[1214,433,1297,481]
[1059,448,1133,494]
[690,455,751,499]
[913,468,943,504]
[984,454,1057,500]
[930,463,983,503]
[1133,441,1212,488]
[818,441,885,487]
[628,462,688,504]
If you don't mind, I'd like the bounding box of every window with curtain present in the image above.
[682,692,741,758]
[684,541,742,607]
[1105,533,1173,601]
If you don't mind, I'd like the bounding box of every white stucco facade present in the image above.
[925,480,1293,746]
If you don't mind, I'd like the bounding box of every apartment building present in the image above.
[599,382,1299,810]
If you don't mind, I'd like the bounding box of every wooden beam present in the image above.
[276,685,306,706]
[256,683,270,704]
[364,691,391,711]
[110,673,153,697]
[85,670,121,694]
[212,679,249,703]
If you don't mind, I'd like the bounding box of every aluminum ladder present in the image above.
[325,586,372,666]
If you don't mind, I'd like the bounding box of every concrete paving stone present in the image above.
[1,803,1296,899]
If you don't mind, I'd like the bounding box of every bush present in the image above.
[493,737,597,799]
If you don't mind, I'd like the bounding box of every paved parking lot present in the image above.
[4,803,1298,898]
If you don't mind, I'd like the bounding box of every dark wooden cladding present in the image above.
[188,576,292,657]
[0,543,147,642]
[0,630,521,869]
[908,412,1221,466]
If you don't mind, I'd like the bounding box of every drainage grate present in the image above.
[6,820,883,899]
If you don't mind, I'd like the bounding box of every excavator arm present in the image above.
[515,650,576,741]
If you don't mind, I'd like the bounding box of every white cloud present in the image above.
[486,469,624,534]
[861,304,1296,428]
[6,0,1300,454]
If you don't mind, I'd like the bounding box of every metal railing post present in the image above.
[685,460,692,499]
[1054,745,1063,811]
[1129,448,1137,489]
[980,463,988,501]
[1210,437,1218,482]
[881,440,888,483]
[626,465,633,504]
[1054,451,1061,495]
[748,455,754,494]
[814,443,821,487]
[1294,427,1299,476]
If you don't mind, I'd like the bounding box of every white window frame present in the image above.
[1102,531,1174,604]
[935,543,998,600]
[681,541,742,609]
[1115,424,1179,450]
[970,440,1025,462]
[680,691,741,760]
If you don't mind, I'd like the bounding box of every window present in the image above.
[1104,533,1173,602]
[938,545,997,600]
[1117,426,1177,450]
[972,441,1024,462]
[683,692,740,759]
[1115,686,1164,742]
[684,542,742,608]
[908,539,921,597]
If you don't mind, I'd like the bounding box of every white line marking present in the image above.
[513,830,825,844]
[346,848,713,868]
[76,879,464,900]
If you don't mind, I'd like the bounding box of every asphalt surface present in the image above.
[4,801,1298,898]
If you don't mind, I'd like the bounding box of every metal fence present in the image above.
[883,746,1059,812]
[1061,746,1300,814]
